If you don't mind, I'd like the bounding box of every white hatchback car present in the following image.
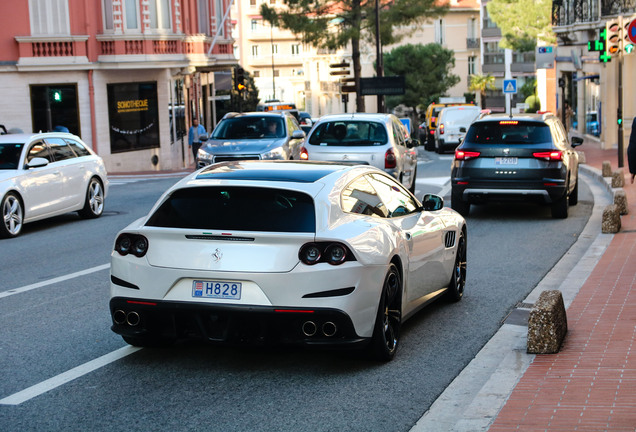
[0,132,108,238]
[299,113,419,193]
[109,161,466,361]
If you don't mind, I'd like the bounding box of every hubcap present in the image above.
[3,196,22,235]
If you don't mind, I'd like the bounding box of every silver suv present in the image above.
[196,112,305,168]
[299,113,419,193]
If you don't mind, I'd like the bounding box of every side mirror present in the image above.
[26,157,49,169]
[571,136,584,147]
[292,130,306,139]
[421,194,444,211]
[459,127,467,133]
[199,134,209,142]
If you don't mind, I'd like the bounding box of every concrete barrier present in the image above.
[614,189,629,215]
[527,290,567,354]
[612,169,625,188]
[602,160,612,177]
[602,204,621,233]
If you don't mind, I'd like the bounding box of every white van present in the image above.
[434,105,480,153]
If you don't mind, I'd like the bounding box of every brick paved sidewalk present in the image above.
[490,136,636,431]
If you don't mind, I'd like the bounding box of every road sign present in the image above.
[359,76,405,96]
[536,46,555,69]
[400,118,411,134]
[628,18,636,44]
[503,79,517,94]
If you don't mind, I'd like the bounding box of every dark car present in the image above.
[450,113,583,218]
[196,112,305,168]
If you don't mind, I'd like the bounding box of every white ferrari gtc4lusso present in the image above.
[109,161,467,361]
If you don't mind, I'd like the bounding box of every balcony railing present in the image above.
[466,38,480,49]
[552,0,635,27]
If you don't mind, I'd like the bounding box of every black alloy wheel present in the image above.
[446,231,466,302]
[369,263,402,361]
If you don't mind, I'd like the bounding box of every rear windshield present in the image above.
[212,116,285,139]
[465,121,553,145]
[146,186,316,232]
[308,121,388,146]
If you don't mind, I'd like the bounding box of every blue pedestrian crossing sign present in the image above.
[503,79,517,94]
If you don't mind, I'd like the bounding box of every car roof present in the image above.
[315,113,394,123]
[193,160,365,184]
[475,113,556,123]
[0,132,80,143]
[221,112,290,120]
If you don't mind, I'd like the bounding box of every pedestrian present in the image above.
[628,117,636,184]
[188,117,207,163]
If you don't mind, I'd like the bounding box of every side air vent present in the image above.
[444,231,456,248]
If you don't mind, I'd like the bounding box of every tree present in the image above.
[469,74,496,109]
[486,0,554,52]
[260,0,448,113]
[383,44,460,126]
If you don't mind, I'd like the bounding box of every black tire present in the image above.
[425,135,434,151]
[451,188,470,216]
[569,179,578,206]
[1,192,23,239]
[78,177,105,219]
[446,231,466,302]
[551,190,569,218]
[369,263,402,361]
[409,165,417,195]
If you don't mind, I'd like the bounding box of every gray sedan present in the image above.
[197,112,305,168]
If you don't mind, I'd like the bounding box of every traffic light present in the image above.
[606,18,623,56]
[51,89,62,103]
[235,67,246,92]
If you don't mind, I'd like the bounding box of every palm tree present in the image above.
[469,74,496,109]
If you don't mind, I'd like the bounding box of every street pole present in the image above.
[618,40,624,167]
[271,24,276,100]
[375,0,384,113]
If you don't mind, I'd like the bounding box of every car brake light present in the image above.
[439,123,445,135]
[499,121,518,125]
[300,146,308,160]
[455,150,480,160]
[429,130,435,135]
[385,149,397,169]
[533,151,562,161]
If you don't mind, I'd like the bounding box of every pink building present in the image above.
[0,0,236,172]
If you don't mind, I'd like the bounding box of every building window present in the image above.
[467,17,477,39]
[250,0,256,6]
[273,69,279,77]
[468,56,476,75]
[253,70,260,78]
[251,19,259,31]
[291,44,301,55]
[149,0,172,30]
[198,0,210,34]
[483,7,498,29]
[215,0,225,38]
[29,0,70,35]
[434,19,445,45]
[269,0,275,4]
[251,45,260,57]
[103,0,114,30]
[271,44,278,55]
[124,0,140,30]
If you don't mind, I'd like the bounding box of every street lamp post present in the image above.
[375,0,384,113]
[271,24,276,100]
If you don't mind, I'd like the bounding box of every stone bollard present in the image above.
[614,189,629,215]
[612,169,625,188]
[527,290,567,354]
[576,151,586,164]
[602,160,612,177]
[602,204,621,233]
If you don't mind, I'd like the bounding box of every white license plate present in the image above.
[495,157,518,165]
[192,280,241,300]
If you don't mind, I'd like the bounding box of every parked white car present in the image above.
[434,105,481,153]
[299,113,419,193]
[109,161,466,361]
[0,132,108,238]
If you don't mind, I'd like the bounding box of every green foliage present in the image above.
[524,95,540,113]
[520,77,537,100]
[486,0,555,51]
[383,44,460,113]
[469,74,496,109]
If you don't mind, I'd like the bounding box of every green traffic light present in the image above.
[53,90,62,102]
[618,118,623,125]
[626,43,635,54]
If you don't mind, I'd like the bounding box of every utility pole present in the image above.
[375,0,384,113]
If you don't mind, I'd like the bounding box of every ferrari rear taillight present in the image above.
[115,234,148,257]
[533,151,562,161]
[299,242,355,265]
[455,150,481,160]
[385,149,397,169]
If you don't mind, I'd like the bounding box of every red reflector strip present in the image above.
[274,309,314,313]
[457,181,469,185]
[499,121,518,125]
[126,300,157,306]
[544,183,558,186]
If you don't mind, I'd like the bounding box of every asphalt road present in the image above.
[0,155,593,431]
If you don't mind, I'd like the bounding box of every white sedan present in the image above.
[109,161,466,361]
[0,133,108,238]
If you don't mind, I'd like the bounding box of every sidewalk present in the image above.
[489,136,636,430]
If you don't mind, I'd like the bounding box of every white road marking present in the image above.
[0,264,110,299]
[0,346,141,406]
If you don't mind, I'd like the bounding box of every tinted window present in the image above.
[27,141,52,163]
[0,143,24,169]
[367,174,419,218]
[146,186,316,232]
[212,116,285,139]
[65,139,91,156]
[308,121,388,146]
[46,137,77,161]
[465,121,553,145]
[341,176,388,218]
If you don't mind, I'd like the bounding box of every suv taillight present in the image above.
[385,149,397,169]
[533,151,562,161]
[455,150,480,160]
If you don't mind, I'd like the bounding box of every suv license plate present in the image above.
[495,157,518,165]
[192,280,241,300]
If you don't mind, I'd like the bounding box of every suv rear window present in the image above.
[465,121,552,145]
[308,121,388,146]
[146,186,316,232]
